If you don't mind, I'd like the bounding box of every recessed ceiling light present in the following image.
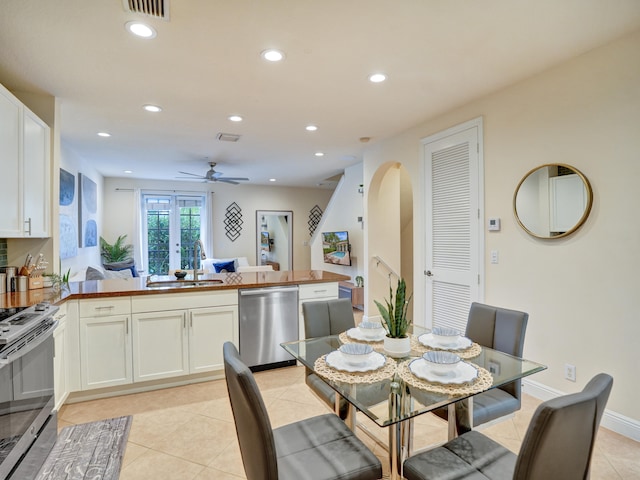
[143,104,162,113]
[228,115,243,122]
[368,73,387,83]
[305,125,318,132]
[315,152,324,157]
[261,49,285,62]
[269,178,276,182]
[97,132,111,137]
[125,21,157,39]
[124,170,133,174]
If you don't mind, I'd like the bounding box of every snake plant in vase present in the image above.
[375,277,413,358]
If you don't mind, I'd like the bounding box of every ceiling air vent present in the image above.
[122,0,170,20]
[217,133,241,142]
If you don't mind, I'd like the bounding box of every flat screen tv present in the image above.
[260,231,270,251]
[322,230,351,266]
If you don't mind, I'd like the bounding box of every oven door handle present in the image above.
[0,319,58,365]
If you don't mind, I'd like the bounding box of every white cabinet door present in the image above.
[53,303,69,409]
[80,315,132,390]
[22,108,50,237]
[188,305,238,374]
[132,311,189,382]
[53,319,67,409]
[0,85,22,237]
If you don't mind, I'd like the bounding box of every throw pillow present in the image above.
[86,266,105,280]
[104,269,134,279]
[103,259,138,277]
[213,260,236,273]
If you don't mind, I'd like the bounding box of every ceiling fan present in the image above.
[177,162,249,185]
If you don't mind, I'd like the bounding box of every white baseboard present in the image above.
[522,378,640,442]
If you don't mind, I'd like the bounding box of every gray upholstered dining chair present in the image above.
[404,373,613,480]
[434,302,529,432]
[302,298,355,418]
[223,342,382,480]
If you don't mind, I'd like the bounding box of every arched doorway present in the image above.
[364,162,414,321]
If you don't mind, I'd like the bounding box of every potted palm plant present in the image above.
[100,235,136,275]
[374,277,413,357]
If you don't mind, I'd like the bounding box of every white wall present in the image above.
[310,163,364,282]
[58,145,104,278]
[363,30,640,426]
[102,177,333,272]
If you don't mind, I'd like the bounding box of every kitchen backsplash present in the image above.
[0,239,6,267]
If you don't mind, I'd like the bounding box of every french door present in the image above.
[142,194,207,274]
[423,118,484,331]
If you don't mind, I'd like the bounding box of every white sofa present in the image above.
[202,257,273,273]
[69,256,271,282]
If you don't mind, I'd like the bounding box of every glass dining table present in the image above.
[281,326,546,480]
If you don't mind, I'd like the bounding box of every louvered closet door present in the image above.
[423,123,482,332]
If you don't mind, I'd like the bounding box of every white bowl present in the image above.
[432,326,461,346]
[422,351,461,376]
[339,344,374,366]
[358,321,385,339]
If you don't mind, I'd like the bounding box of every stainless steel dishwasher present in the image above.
[238,285,299,370]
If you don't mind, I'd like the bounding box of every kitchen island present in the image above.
[0,270,349,407]
[0,270,349,307]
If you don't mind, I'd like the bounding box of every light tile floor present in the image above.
[57,364,640,480]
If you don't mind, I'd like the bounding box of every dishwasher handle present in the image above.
[239,286,299,296]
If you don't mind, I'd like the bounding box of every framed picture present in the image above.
[78,172,98,247]
[59,169,78,259]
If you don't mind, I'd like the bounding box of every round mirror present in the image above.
[513,164,593,239]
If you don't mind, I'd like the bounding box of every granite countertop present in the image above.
[0,270,350,308]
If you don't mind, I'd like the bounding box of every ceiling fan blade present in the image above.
[178,171,203,177]
[215,178,240,185]
[218,177,249,181]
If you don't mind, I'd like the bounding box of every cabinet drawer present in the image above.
[79,297,131,317]
[53,302,68,326]
[298,282,339,300]
[131,290,238,313]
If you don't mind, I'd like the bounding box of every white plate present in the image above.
[408,358,479,384]
[418,333,472,351]
[346,327,386,342]
[325,350,386,373]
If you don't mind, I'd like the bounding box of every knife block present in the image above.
[28,277,44,290]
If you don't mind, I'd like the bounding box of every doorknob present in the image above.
[425,270,433,277]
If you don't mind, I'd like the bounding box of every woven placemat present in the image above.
[340,331,482,359]
[339,331,383,345]
[410,336,482,359]
[314,354,397,384]
[397,360,493,395]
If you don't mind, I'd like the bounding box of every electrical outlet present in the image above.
[564,363,576,382]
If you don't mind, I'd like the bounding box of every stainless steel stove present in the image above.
[0,303,56,345]
[0,302,59,480]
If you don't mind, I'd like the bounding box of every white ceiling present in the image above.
[1,1,640,188]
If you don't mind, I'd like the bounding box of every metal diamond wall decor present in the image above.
[308,205,323,236]
[224,202,243,241]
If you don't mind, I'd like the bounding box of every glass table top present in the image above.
[281,328,546,428]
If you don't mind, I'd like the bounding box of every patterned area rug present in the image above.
[36,416,132,480]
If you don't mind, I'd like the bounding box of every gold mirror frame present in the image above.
[513,163,593,239]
